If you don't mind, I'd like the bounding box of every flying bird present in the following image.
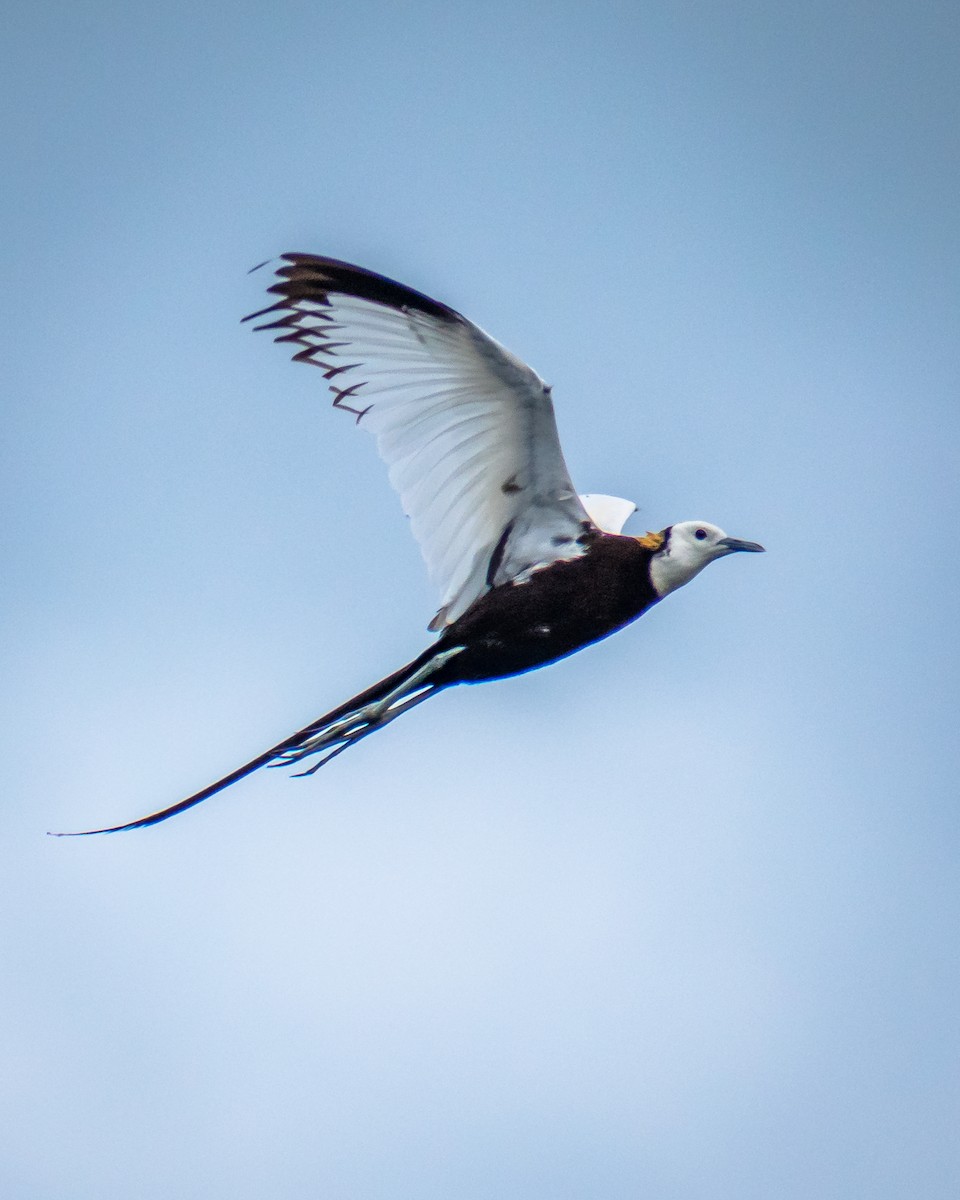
[57,254,763,835]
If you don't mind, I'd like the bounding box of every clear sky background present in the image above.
[2,2,959,1197]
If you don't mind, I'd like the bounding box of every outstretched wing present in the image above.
[246,254,593,628]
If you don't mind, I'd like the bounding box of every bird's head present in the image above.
[642,521,765,597]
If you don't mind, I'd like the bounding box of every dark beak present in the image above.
[717,536,765,554]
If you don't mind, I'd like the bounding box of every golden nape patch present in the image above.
[636,531,665,551]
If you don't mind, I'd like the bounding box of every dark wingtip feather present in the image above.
[248,253,462,324]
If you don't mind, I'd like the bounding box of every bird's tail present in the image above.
[50,644,464,836]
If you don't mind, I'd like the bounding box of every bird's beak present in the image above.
[716,536,765,554]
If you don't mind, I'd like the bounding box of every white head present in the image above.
[647,521,765,597]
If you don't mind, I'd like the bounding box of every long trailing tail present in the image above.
[50,645,464,836]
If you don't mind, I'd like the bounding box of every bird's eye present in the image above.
[695,528,708,540]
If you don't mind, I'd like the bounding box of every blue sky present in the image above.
[2,2,959,1196]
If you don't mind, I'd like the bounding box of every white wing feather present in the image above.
[248,255,594,628]
[578,493,637,534]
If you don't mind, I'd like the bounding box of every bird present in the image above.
[55,253,764,835]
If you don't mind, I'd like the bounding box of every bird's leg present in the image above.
[288,686,440,776]
[275,646,463,768]
[362,646,462,723]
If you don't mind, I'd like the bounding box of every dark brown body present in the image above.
[431,532,660,684]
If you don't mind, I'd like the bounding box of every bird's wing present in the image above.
[246,254,593,628]
[579,493,637,534]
